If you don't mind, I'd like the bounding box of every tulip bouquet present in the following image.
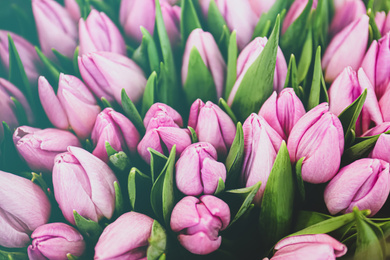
[2,0,390,259]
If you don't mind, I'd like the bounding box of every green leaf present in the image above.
[73,210,103,243]
[114,181,124,216]
[149,148,168,183]
[297,28,313,84]
[150,145,176,227]
[188,126,198,143]
[284,54,298,91]
[217,25,231,59]
[183,47,218,104]
[109,152,131,172]
[35,46,61,87]
[52,49,74,74]
[128,167,153,214]
[312,0,330,48]
[342,132,383,163]
[295,157,305,203]
[121,89,146,135]
[0,249,28,260]
[147,220,168,260]
[338,89,367,147]
[230,16,280,121]
[31,172,52,199]
[101,97,113,108]
[214,177,225,195]
[73,46,81,78]
[307,46,324,110]
[180,0,202,42]
[293,210,332,232]
[10,97,28,126]
[218,98,237,124]
[132,27,160,75]
[67,254,79,260]
[105,141,117,157]
[368,8,382,41]
[75,0,91,19]
[141,72,158,117]
[225,122,244,188]
[224,31,238,100]
[259,141,295,249]
[207,0,228,41]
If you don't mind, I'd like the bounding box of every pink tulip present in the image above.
[170,195,230,255]
[329,0,366,35]
[282,0,318,34]
[362,122,390,136]
[248,0,276,18]
[143,103,183,131]
[376,11,390,35]
[64,0,80,22]
[324,158,390,216]
[161,2,181,46]
[379,85,390,122]
[370,134,390,163]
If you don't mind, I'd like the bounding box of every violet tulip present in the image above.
[287,103,344,184]
[328,67,383,136]
[322,14,369,82]
[248,0,276,18]
[0,31,41,86]
[270,234,347,259]
[324,158,390,216]
[329,0,366,35]
[282,0,318,34]
[28,223,86,260]
[13,126,81,173]
[370,134,390,163]
[376,11,390,35]
[38,74,101,139]
[95,212,155,259]
[198,0,258,50]
[170,195,230,255]
[53,146,118,225]
[241,114,283,205]
[91,108,140,163]
[176,142,226,196]
[32,0,77,58]
[0,170,51,248]
[227,37,287,105]
[188,99,236,158]
[259,88,306,140]
[78,51,147,105]
[144,103,183,131]
[182,29,226,99]
[79,10,126,56]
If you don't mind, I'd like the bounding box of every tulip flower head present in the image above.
[376,11,390,36]
[248,0,276,18]
[370,134,390,163]
[144,102,183,131]
[329,0,366,35]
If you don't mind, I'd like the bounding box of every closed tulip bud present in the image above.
[79,10,126,56]
[376,11,390,35]
[95,212,155,259]
[188,99,236,158]
[259,88,306,140]
[0,170,51,248]
[78,51,147,105]
[324,158,390,216]
[322,15,369,82]
[362,122,390,136]
[161,2,181,46]
[270,234,347,259]
[13,126,81,173]
[227,37,288,105]
[241,114,283,205]
[53,146,118,225]
[328,67,383,136]
[370,134,390,163]
[282,0,318,34]
[38,74,100,139]
[378,85,390,122]
[287,103,344,183]
[144,103,183,131]
[170,195,230,255]
[64,0,80,22]
[28,223,86,260]
[182,29,226,99]
[0,31,41,86]
[248,0,276,18]
[329,0,366,35]
[32,0,77,58]
[91,108,140,163]
[176,142,226,196]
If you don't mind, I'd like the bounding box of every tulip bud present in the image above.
[379,86,390,122]
[248,0,276,18]
[199,0,258,50]
[38,74,101,139]
[182,29,226,99]
[188,99,236,158]
[227,37,288,105]
[259,88,306,140]
[161,2,181,46]
[79,10,126,56]
[78,51,147,105]
[0,170,51,248]
[144,103,183,131]
[362,122,390,136]
[282,0,318,34]
[64,0,80,22]
[241,114,283,205]
[370,134,390,163]
[375,11,390,36]
[0,31,41,86]
[91,108,140,163]
[95,212,156,259]
[170,195,230,255]
[324,158,390,216]
[328,67,383,136]
[13,126,81,173]
[32,0,77,58]
[53,146,118,225]
[176,142,226,196]
[287,103,344,183]
[329,0,366,35]
[322,15,369,82]
[28,223,86,260]
[270,234,347,259]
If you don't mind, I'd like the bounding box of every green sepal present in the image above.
[214,177,225,195]
[207,0,228,42]
[183,47,218,105]
[141,72,158,117]
[150,145,176,227]
[109,152,131,172]
[284,54,298,90]
[10,97,28,126]
[121,89,146,135]
[75,0,91,19]
[73,210,103,243]
[218,98,237,124]
[128,167,153,214]
[147,220,168,260]
[149,148,168,183]
[52,49,74,74]
[307,46,328,110]
[224,31,237,100]
[259,141,295,249]
[230,16,280,121]
[225,122,244,188]
[297,28,313,84]
[0,249,28,260]
[105,141,117,157]
[180,0,202,42]
[114,181,124,217]
[35,46,61,87]
[368,8,382,41]
[293,210,332,232]
[132,27,160,75]
[188,126,198,143]
[295,157,305,203]
[338,89,367,147]
[101,97,113,108]
[67,254,79,260]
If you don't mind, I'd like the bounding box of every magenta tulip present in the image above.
[170,195,230,255]
[329,0,366,35]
